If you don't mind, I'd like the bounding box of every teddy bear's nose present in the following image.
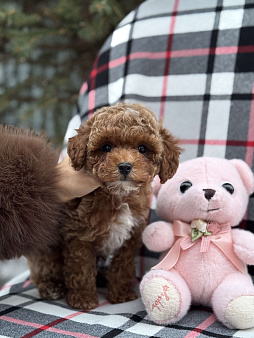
[203,189,216,201]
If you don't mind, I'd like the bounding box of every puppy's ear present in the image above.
[67,123,91,171]
[159,127,182,183]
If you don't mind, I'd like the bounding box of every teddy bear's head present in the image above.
[153,157,254,226]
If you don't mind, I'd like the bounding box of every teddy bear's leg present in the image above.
[140,268,191,325]
[211,272,254,329]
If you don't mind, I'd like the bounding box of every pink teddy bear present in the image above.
[140,157,254,329]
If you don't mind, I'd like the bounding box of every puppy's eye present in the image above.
[222,182,234,194]
[138,145,147,154]
[102,144,112,152]
[179,181,192,193]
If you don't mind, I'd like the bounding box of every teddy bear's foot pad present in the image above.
[225,296,254,329]
[142,276,180,324]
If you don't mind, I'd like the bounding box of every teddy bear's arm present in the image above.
[142,221,175,252]
[232,228,254,265]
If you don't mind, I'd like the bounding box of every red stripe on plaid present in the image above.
[88,57,99,117]
[23,280,31,288]
[245,83,254,166]
[1,315,98,338]
[180,139,254,147]
[171,45,254,56]
[0,284,12,291]
[184,313,217,338]
[0,279,29,292]
[80,81,88,95]
[159,0,179,122]
[17,301,109,338]
[83,45,254,83]
[109,55,127,69]
[125,46,252,59]
[89,56,127,79]
[88,90,96,117]
[238,45,254,54]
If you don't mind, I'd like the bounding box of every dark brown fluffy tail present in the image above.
[0,125,62,260]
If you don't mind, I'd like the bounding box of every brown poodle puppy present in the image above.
[29,103,181,310]
[0,125,62,260]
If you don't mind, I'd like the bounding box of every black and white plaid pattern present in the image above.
[1,0,254,336]
[1,271,254,337]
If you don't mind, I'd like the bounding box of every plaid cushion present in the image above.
[75,0,254,224]
[60,0,254,271]
[1,0,254,336]
[1,272,254,337]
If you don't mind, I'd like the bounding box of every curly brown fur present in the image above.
[0,125,62,260]
[29,103,181,309]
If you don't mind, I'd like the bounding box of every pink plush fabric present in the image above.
[140,157,254,329]
[212,272,254,328]
[142,221,174,252]
[232,228,254,265]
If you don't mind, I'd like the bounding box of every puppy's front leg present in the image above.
[107,227,143,304]
[63,239,98,310]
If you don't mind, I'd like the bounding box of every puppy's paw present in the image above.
[38,281,66,300]
[66,291,98,310]
[108,289,137,304]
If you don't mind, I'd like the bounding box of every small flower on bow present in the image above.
[190,219,212,242]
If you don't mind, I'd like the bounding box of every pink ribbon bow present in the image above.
[152,220,246,274]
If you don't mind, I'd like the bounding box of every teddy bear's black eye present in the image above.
[222,182,234,194]
[138,145,147,154]
[102,144,112,152]
[180,181,192,193]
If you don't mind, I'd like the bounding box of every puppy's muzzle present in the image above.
[118,162,132,179]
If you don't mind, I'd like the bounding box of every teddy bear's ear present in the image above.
[67,123,91,171]
[158,127,182,183]
[230,159,254,195]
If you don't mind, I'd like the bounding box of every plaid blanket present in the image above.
[1,270,254,337]
[1,0,254,336]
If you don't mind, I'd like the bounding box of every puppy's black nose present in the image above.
[118,162,132,177]
[203,189,216,201]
